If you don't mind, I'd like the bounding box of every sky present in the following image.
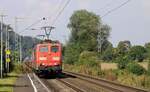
[0,0,150,47]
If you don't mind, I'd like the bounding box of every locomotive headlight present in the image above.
[52,56,60,61]
[42,63,45,65]
[39,57,47,60]
[54,63,58,65]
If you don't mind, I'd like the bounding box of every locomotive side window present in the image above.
[51,46,59,52]
[39,46,48,52]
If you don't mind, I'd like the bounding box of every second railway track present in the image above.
[63,71,149,92]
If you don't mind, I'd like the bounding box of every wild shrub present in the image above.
[117,56,130,69]
[76,51,99,68]
[126,62,146,75]
[64,43,81,64]
[147,60,150,76]
[128,46,146,62]
[13,63,23,74]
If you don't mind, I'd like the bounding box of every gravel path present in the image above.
[13,74,34,92]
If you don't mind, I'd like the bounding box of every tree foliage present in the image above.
[128,46,146,61]
[98,24,111,54]
[117,40,131,56]
[101,42,113,61]
[148,60,150,76]
[68,10,100,51]
[145,43,150,59]
[126,62,146,75]
[76,51,99,67]
[64,43,81,64]
[64,10,111,64]
[117,56,130,69]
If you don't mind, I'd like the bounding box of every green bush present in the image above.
[148,60,150,76]
[13,63,23,74]
[76,51,99,68]
[101,46,113,61]
[128,46,146,62]
[64,43,81,64]
[126,62,146,75]
[117,56,130,69]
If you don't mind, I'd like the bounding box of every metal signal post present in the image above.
[14,17,24,63]
[97,23,102,53]
[5,25,12,72]
[0,14,6,78]
[19,36,22,63]
[5,25,8,72]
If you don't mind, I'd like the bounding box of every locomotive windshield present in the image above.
[51,46,59,52]
[39,46,48,52]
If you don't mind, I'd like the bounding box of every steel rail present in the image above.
[56,78,85,92]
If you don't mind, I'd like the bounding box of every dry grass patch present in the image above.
[101,62,148,70]
[101,63,117,70]
[138,62,148,70]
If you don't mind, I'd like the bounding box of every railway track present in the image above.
[23,63,149,92]
[40,71,149,92]
[63,71,149,92]
[57,78,85,92]
[23,63,83,92]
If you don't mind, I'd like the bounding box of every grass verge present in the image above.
[0,63,23,92]
[0,72,19,92]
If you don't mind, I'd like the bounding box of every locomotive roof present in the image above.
[40,39,60,44]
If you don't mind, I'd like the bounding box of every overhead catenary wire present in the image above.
[99,0,118,11]
[52,0,64,18]
[51,0,71,25]
[18,17,46,34]
[101,0,131,18]
[19,0,64,34]
[47,0,64,23]
[18,0,71,34]
[97,0,131,52]
[44,0,64,24]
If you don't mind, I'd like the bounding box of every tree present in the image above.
[64,43,81,64]
[65,9,111,64]
[77,51,98,67]
[68,10,100,51]
[145,42,150,59]
[128,46,146,62]
[98,24,111,54]
[145,42,150,48]
[117,40,131,56]
[101,42,114,61]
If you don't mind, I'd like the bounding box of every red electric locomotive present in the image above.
[32,40,62,75]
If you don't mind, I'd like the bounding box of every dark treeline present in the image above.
[0,22,40,61]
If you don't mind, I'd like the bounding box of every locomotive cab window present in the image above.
[39,46,48,52]
[51,46,59,52]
